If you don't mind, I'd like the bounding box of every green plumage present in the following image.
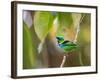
[56,36,77,52]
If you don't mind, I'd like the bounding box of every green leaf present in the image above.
[23,21,35,69]
[56,12,73,37]
[56,13,83,41]
[34,11,54,41]
[58,12,73,28]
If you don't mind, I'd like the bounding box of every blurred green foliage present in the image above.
[34,11,55,41]
[23,22,36,69]
[58,12,73,28]
[23,11,91,69]
[56,12,73,37]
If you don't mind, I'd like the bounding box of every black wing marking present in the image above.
[62,40,70,44]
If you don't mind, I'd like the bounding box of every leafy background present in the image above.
[23,10,91,69]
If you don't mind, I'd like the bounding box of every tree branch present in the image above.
[60,55,66,68]
[60,15,85,68]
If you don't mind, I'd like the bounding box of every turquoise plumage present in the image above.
[56,36,77,52]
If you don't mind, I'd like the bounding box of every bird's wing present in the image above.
[59,43,77,51]
[62,41,77,46]
[61,40,70,44]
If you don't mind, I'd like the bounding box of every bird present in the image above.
[56,36,77,52]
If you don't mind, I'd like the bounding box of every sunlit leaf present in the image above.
[56,13,82,41]
[56,12,73,40]
[34,11,54,41]
[58,12,73,28]
[23,21,35,69]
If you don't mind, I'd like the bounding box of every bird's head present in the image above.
[56,36,64,44]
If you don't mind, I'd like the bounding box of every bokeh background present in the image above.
[23,10,91,69]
